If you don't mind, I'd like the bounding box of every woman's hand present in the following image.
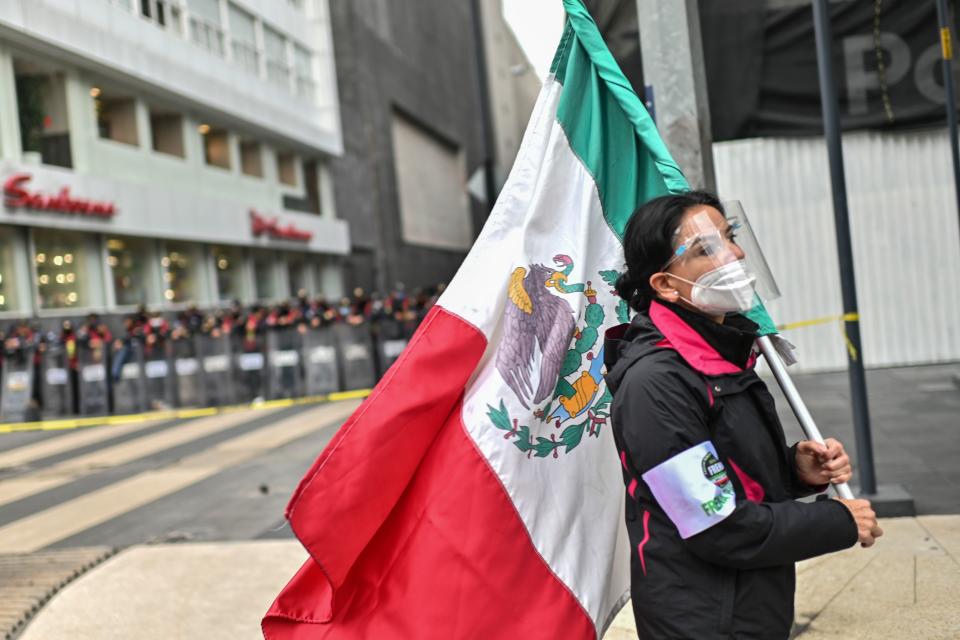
[796,438,852,486]
[835,498,884,547]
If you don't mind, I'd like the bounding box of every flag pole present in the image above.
[757,336,855,500]
[811,0,878,496]
[934,0,960,232]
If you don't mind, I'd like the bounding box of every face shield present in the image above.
[663,201,780,314]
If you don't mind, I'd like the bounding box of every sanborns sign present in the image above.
[3,173,116,217]
[250,209,312,242]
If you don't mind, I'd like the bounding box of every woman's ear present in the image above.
[649,272,680,303]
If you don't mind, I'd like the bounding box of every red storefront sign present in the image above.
[3,173,116,217]
[250,209,312,242]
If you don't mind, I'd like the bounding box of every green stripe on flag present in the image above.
[552,0,779,337]
[552,0,688,239]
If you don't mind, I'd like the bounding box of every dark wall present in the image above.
[587,0,955,141]
[329,0,487,294]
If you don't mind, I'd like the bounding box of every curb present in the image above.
[1,547,119,640]
[0,388,372,434]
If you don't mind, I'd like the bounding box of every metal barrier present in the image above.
[375,319,410,377]
[143,340,173,410]
[111,340,146,415]
[78,342,110,416]
[171,336,203,408]
[198,334,233,407]
[0,347,36,422]
[0,315,428,423]
[40,344,73,418]
[233,334,267,403]
[267,327,303,400]
[333,323,376,391]
[302,326,340,395]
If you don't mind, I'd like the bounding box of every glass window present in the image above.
[287,256,306,296]
[229,3,259,74]
[212,245,245,303]
[162,242,202,303]
[33,228,91,310]
[107,236,153,306]
[189,0,224,56]
[0,226,21,312]
[95,91,139,146]
[15,60,72,168]
[252,251,278,301]
[150,110,185,157]
[239,139,263,177]
[141,0,173,27]
[201,126,231,169]
[276,151,297,186]
[264,26,289,87]
[293,44,315,102]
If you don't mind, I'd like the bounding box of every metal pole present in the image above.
[934,0,960,227]
[812,0,877,495]
[635,0,716,191]
[758,337,855,499]
[469,0,498,213]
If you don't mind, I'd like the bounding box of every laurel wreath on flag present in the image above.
[486,386,612,459]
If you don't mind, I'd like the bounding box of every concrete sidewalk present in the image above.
[15,516,960,639]
[605,515,960,640]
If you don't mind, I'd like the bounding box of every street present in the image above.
[0,364,958,638]
[0,400,359,554]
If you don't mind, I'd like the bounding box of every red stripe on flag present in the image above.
[263,305,594,638]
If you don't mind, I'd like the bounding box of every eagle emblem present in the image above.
[496,255,577,409]
[487,256,629,459]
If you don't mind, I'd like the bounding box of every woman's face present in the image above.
[650,205,745,317]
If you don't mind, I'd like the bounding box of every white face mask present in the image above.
[670,260,758,314]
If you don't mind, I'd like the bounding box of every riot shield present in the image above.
[0,345,35,422]
[111,340,146,415]
[333,323,376,391]
[40,343,73,419]
[78,341,110,416]
[302,326,340,395]
[171,335,203,408]
[267,327,303,400]
[199,333,233,407]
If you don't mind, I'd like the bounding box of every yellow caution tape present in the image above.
[943,27,954,60]
[776,312,860,362]
[0,389,373,434]
[775,312,859,332]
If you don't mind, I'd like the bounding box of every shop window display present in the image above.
[108,236,153,306]
[213,245,245,302]
[0,226,20,311]
[162,242,201,303]
[253,251,278,301]
[33,229,90,309]
[287,257,307,296]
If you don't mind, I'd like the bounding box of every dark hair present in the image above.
[614,190,724,312]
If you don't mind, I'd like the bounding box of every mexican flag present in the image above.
[263,1,696,637]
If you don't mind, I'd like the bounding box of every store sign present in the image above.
[3,173,116,217]
[250,209,312,242]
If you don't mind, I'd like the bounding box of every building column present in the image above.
[318,162,337,219]
[0,44,22,161]
[635,0,716,191]
[317,258,343,299]
[64,71,95,172]
[182,115,205,168]
[134,98,152,155]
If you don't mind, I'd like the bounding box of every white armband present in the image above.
[642,441,736,539]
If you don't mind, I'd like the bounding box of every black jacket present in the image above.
[603,300,857,639]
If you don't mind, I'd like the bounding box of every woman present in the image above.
[603,190,883,639]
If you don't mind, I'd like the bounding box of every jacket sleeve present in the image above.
[614,363,858,571]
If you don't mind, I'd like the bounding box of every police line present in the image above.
[0,321,413,424]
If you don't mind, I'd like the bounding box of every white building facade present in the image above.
[0,0,346,320]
